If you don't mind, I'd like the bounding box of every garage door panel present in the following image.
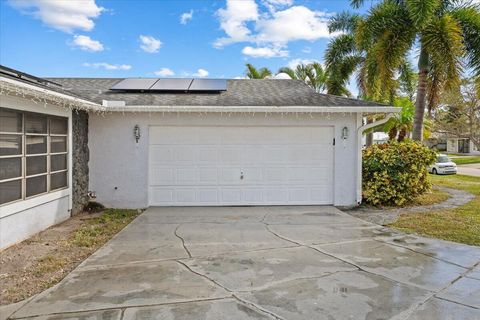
[150,146,175,164]
[220,148,243,164]
[150,167,174,185]
[221,188,242,202]
[148,126,334,205]
[176,189,196,202]
[175,148,196,162]
[199,148,218,162]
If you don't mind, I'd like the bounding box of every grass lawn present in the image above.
[390,174,480,246]
[0,208,141,305]
[448,155,480,165]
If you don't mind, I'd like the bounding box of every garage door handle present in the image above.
[240,172,244,180]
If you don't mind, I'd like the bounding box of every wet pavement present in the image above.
[4,206,480,319]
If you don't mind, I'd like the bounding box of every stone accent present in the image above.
[72,110,89,215]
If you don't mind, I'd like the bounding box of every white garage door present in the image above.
[148,126,334,206]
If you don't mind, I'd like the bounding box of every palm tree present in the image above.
[324,12,364,97]
[278,62,327,92]
[351,0,480,141]
[245,64,272,79]
[384,97,415,142]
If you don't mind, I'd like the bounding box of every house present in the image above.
[0,66,398,249]
[446,138,480,155]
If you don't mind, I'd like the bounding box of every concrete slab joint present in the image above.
[7,206,480,320]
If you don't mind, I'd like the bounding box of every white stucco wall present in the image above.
[0,95,72,250]
[89,111,360,208]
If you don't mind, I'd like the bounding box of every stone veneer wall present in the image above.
[72,110,89,215]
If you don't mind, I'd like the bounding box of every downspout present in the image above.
[356,113,396,204]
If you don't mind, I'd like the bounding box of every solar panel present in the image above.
[110,78,158,90]
[189,79,227,91]
[150,78,193,91]
[109,78,228,92]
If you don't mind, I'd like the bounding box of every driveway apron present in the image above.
[8,206,480,320]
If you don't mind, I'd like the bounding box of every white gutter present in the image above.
[104,105,399,113]
[0,77,105,111]
[356,113,397,204]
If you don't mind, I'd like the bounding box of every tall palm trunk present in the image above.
[412,47,428,141]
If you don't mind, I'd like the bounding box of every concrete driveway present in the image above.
[7,206,480,319]
[457,163,480,177]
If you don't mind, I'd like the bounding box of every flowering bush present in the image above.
[362,140,437,206]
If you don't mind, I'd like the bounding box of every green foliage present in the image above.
[72,209,140,247]
[278,63,327,92]
[245,64,272,79]
[362,140,437,206]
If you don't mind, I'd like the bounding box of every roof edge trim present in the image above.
[0,77,105,112]
[103,105,400,113]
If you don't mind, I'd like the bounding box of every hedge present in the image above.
[362,140,437,206]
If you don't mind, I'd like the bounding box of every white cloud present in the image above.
[214,0,259,47]
[71,35,104,52]
[83,62,131,70]
[214,2,333,51]
[242,46,288,58]
[9,0,104,33]
[139,35,162,53]
[256,6,331,44]
[287,58,320,69]
[180,10,193,24]
[154,68,175,76]
[193,68,209,77]
[261,0,293,13]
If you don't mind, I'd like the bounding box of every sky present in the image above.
[0,0,376,79]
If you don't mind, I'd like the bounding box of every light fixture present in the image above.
[134,125,141,143]
[341,126,349,140]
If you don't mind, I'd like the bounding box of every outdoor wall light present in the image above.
[134,124,141,143]
[341,126,349,140]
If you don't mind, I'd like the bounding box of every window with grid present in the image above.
[0,107,69,205]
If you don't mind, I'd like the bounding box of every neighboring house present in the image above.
[446,138,480,155]
[0,66,398,249]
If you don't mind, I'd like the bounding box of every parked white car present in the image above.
[429,154,457,175]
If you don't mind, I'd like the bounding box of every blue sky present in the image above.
[0,0,372,79]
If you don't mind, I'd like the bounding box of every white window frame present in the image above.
[0,107,69,206]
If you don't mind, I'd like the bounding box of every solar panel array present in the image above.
[110,78,227,92]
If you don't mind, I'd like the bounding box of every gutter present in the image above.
[356,113,397,204]
[102,105,399,114]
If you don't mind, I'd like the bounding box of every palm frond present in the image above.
[451,6,480,77]
[355,1,413,51]
[406,0,442,27]
[278,67,296,79]
[328,12,362,33]
[325,34,357,68]
[422,13,465,90]
[245,64,259,79]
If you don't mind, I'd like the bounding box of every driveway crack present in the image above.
[232,294,286,320]
[176,260,233,293]
[174,224,192,258]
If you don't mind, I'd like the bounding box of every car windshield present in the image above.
[437,156,451,163]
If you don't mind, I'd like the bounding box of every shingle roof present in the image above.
[46,78,387,107]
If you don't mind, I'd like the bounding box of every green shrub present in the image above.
[362,140,437,206]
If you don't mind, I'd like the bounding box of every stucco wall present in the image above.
[88,112,360,208]
[72,110,89,214]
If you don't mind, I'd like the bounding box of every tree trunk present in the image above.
[398,127,407,142]
[366,118,374,146]
[388,128,398,141]
[412,47,429,141]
